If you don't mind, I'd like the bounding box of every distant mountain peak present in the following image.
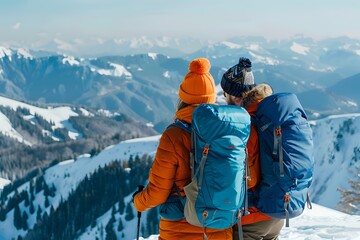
[291,42,310,55]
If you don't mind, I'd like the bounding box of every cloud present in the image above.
[12,23,21,30]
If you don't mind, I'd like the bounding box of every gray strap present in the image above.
[278,129,284,177]
[202,211,209,240]
[284,193,290,227]
[307,192,313,209]
[197,143,210,191]
[245,148,251,181]
[244,150,250,215]
[190,131,195,178]
[237,212,244,240]
[273,127,279,155]
[274,126,285,177]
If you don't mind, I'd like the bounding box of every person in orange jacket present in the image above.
[221,57,284,240]
[133,58,232,240]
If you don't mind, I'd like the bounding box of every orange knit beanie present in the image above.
[178,58,216,104]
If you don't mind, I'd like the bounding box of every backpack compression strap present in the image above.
[273,126,284,177]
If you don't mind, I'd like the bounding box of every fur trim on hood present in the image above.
[241,83,273,109]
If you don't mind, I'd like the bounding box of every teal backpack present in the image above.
[163,104,251,235]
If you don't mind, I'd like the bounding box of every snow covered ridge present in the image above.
[0,46,33,60]
[0,178,11,190]
[0,96,90,141]
[94,62,132,78]
[290,42,310,55]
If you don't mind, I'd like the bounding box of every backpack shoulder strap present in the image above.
[167,119,195,194]
[167,119,192,134]
[169,120,195,177]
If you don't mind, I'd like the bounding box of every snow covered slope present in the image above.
[0,96,88,141]
[310,114,360,210]
[141,204,360,240]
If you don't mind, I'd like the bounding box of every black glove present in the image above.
[132,185,145,203]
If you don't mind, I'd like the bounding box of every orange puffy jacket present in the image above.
[241,84,273,225]
[134,105,232,240]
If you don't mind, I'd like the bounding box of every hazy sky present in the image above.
[1,0,360,44]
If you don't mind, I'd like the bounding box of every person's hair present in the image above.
[241,84,273,108]
[176,99,189,111]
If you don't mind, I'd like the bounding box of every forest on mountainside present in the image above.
[0,154,159,240]
[0,105,157,181]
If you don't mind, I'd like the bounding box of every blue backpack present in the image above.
[170,104,251,232]
[252,93,314,227]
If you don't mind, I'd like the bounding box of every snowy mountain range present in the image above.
[1,36,360,133]
[1,36,360,239]
[0,96,359,239]
[0,36,210,58]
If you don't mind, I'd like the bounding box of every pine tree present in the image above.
[35,175,44,193]
[141,223,146,238]
[117,218,124,232]
[105,228,117,240]
[111,205,116,217]
[128,155,134,169]
[0,204,6,221]
[44,195,50,208]
[29,179,35,195]
[29,201,35,214]
[36,206,42,222]
[105,215,115,232]
[118,199,125,215]
[13,205,22,229]
[105,216,116,240]
[338,166,360,214]
[146,207,159,236]
[24,192,30,207]
[43,181,50,197]
[22,211,28,230]
[124,203,134,221]
[29,178,36,201]
[100,224,104,240]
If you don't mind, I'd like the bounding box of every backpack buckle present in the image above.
[276,127,282,135]
[202,147,209,155]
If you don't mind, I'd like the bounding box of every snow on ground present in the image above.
[0,111,32,145]
[0,96,82,140]
[0,178,11,190]
[141,204,360,240]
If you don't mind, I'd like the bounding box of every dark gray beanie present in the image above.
[221,57,256,97]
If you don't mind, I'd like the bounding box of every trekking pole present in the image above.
[136,185,145,240]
